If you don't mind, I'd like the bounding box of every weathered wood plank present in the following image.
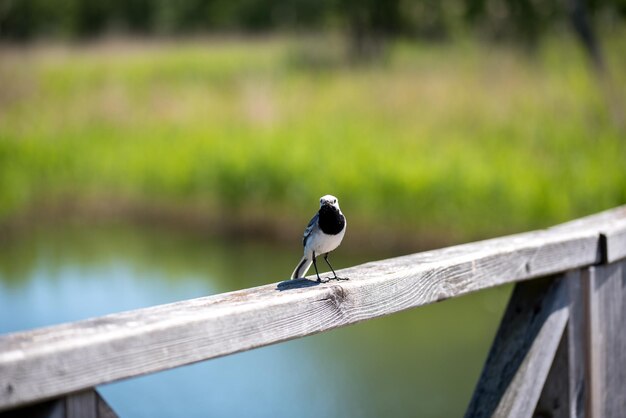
[601,227,626,264]
[465,276,569,418]
[554,206,626,263]
[585,260,626,418]
[65,390,96,418]
[534,326,569,418]
[0,206,624,411]
[566,270,588,418]
[533,270,589,418]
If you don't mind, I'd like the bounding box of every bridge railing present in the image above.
[1,206,625,418]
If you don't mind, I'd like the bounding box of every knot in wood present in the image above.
[324,285,346,308]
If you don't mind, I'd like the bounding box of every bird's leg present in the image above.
[312,251,324,283]
[323,253,337,279]
[324,253,348,281]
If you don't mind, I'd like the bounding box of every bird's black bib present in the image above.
[318,206,345,235]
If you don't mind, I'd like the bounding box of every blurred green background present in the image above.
[0,0,625,417]
[1,0,625,246]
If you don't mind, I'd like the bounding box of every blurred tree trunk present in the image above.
[339,0,403,62]
[566,0,604,71]
[566,0,624,129]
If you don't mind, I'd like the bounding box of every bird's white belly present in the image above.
[305,228,346,257]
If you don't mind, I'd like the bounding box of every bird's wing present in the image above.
[302,212,319,247]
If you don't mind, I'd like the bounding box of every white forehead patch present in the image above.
[319,195,340,209]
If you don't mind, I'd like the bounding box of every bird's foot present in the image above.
[316,276,349,283]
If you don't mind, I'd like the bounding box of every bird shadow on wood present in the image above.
[276,278,321,291]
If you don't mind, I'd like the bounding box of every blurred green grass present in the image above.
[0,34,625,243]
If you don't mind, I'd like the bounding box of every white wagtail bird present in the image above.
[291,194,347,282]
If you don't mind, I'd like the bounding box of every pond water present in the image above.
[0,222,511,417]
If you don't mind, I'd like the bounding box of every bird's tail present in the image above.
[291,256,313,280]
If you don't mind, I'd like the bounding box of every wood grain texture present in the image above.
[465,276,569,418]
[565,270,588,418]
[65,390,96,418]
[534,327,569,418]
[534,270,588,418]
[585,260,626,418]
[0,206,624,411]
[553,206,626,263]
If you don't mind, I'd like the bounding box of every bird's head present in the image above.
[319,194,340,210]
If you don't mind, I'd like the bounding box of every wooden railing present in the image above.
[1,206,625,418]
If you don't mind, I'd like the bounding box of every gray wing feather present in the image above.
[302,213,319,247]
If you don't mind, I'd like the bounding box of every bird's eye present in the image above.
[333,199,337,204]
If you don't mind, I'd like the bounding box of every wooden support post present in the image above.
[66,390,97,418]
[534,269,589,418]
[584,259,626,418]
[566,269,589,418]
[465,276,569,418]
[534,327,570,418]
[0,389,118,418]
